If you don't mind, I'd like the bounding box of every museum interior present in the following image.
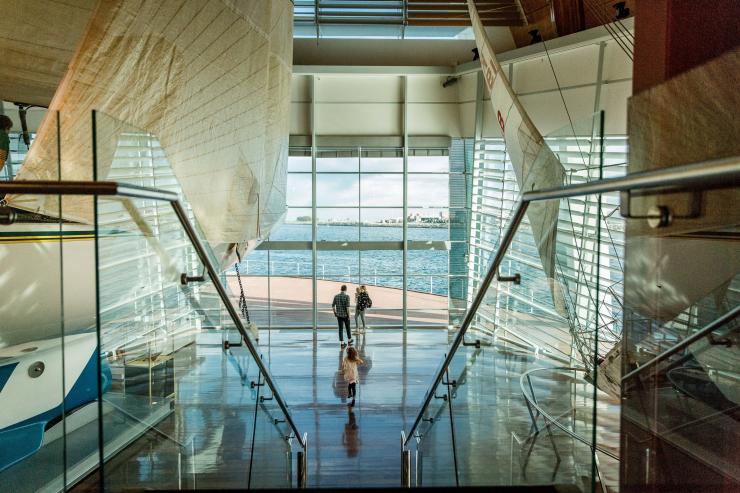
[0,1,738,492]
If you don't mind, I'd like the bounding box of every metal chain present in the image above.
[234,249,250,323]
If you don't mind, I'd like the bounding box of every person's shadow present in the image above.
[342,407,360,457]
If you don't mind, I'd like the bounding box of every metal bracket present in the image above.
[707,334,733,347]
[422,417,434,423]
[433,393,448,401]
[442,379,457,387]
[250,380,265,388]
[273,418,285,425]
[497,273,521,284]
[180,273,205,285]
[620,190,702,228]
[463,339,481,349]
[260,395,274,402]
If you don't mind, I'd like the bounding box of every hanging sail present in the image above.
[5,0,293,256]
[466,0,566,313]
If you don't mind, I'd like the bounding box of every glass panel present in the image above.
[360,173,403,206]
[621,218,740,491]
[317,208,359,241]
[360,148,402,172]
[316,150,358,172]
[269,248,313,328]
[410,111,609,489]
[226,266,270,328]
[0,114,91,493]
[413,195,606,488]
[250,369,294,489]
[407,207,450,233]
[316,174,359,207]
[275,208,312,240]
[91,112,298,489]
[408,153,450,173]
[287,173,312,207]
[356,275,403,327]
[360,250,402,276]
[317,250,359,282]
[360,208,403,240]
[288,153,312,172]
[408,250,448,288]
[408,174,449,207]
[268,249,313,277]
[415,364,457,486]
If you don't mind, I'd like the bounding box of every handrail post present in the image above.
[401,430,411,487]
[297,432,308,488]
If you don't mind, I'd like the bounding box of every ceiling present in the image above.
[294,0,527,36]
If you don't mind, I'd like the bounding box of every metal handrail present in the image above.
[520,367,620,461]
[621,304,740,383]
[405,155,740,446]
[521,154,740,202]
[0,180,307,455]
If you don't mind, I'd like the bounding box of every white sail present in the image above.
[466,0,566,313]
[5,0,293,256]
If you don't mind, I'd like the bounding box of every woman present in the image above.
[354,285,371,334]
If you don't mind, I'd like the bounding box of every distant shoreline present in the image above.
[285,222,447,228]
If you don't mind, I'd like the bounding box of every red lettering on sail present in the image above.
[497,110,505,133]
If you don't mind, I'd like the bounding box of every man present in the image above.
[332,284,352,346]
[0,115,12,175]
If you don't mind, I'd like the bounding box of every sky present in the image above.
[285,156,450,221]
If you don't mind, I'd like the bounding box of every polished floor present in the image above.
[72,328,620,490]
[229,276,450,327]
[260,329,451,488]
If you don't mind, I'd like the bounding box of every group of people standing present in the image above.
[332,284,372,408]
[331,284,372,347]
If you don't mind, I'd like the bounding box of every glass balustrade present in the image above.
[0,111,306,491]
[407,113,617,491]
[411,193,615,491]
[620,216,740,491]
[407,110,739,492]
[0,112,99,492]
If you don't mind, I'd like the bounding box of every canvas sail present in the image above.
[466,0,566,314]
[5,0,293,258]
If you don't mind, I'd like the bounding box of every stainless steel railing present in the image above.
[520,366,620,460]
[0,180,309,466]
[404,154,740,447]
[621,304,740,383]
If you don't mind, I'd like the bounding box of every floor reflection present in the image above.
[343,408,360,458]
[71,328,622,490]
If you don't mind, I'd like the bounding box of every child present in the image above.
[342,346,364,407]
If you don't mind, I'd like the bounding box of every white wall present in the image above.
[293,37,632,142]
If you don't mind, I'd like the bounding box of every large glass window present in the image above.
[239,145,462,329]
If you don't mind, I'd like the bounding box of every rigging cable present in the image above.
[540,35,625,340]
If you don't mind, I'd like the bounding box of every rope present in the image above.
[234,248,251,324]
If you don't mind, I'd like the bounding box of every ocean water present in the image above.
[239,224,452,296]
